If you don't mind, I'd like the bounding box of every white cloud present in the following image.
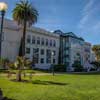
[78,0,96,29]
[82,0,95,15]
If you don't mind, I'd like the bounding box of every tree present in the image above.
[92,45,100,61]
[91,61,100,71]
[12,0,38,57]
[14,56,32,81]
[12,0,38,81]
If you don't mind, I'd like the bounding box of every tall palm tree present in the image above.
[12,0,38,81]
[13,0,38,57]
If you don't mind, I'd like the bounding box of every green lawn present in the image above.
[0,73,100,100]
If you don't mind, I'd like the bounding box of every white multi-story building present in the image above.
[1,19,60,69]
[0,19,95,71]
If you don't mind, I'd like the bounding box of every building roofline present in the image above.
[2,18,59,38]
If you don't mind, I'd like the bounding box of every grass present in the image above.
[0,72,100,100]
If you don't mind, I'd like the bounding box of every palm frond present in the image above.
[12,0,38,26]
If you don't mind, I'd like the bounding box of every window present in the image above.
[40,58,44,63]
[27,35,31,43]
[46,39,48,46]
[37,37,40,45]
[53,59,56,64]
[64,47,69,50]
[41,38,45,45]
[64,54,69,58]
[26,48,30,54]
[53,40,56,47]
[46,49,51,63]
[41,49,44,55]
[33,48,39,54]
[53,50,56,56]
[50,40,52,46]
[32,36,35,44]
[33,48,39,63]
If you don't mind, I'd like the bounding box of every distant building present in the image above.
[54,30,95,71]
[0,19,95,71]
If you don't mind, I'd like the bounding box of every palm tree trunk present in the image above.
[16,69,22,81]
[22,19,27,57]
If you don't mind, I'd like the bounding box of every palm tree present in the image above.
[12,0,38,57]
[12,0,38,81]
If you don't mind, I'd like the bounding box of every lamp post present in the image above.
[51,51,54,76]
[0,2,7,58]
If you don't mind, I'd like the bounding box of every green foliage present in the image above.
[72,61,84,72]
[50,64,66,72]
[91,61,100,70]
[0,58,9,69]
[12,0,38,26]
[92,45,100,61]
[12,0,38,56]
[10,56,32,81]
[14,56,32,70]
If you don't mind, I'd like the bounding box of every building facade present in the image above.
[1,19,95,71]
[2,19,60,69]
[54,30,95,71]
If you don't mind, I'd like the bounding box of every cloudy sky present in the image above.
[0,0,100,44]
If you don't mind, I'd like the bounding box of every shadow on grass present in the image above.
[32,80,68,86]
[2,97,15,100]
[0,88,15,100]
[68,72,100,75]
[10,79,29,83]
[11,79,68,86]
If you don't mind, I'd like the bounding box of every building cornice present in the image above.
[27,28,59,39]
[3,18,59,39]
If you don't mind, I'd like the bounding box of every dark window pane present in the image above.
[41,58,44,63]
[53,59,56,64]
[27,35,31,43]
[53,40,56,47]
[32,36,35,44]
[41,49,44,55]
[46,49,51,63]
[41,38,44,45]
[37,37,40,45]
[33,48,39,63]
[26,48,30,54]
[46,39,48,46]
[50,40,52,46]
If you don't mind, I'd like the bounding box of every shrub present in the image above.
[50,64,66,72]
[91,61,100,71]
[72,61,84,72]
[0,58,10,69]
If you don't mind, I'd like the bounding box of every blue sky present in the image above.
[0,0,100,45]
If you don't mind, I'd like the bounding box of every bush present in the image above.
[89,68,96,71]
[0,58,10,69]
[50,64,66,72]
[72,61,84,72]
[91,61,100,70]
